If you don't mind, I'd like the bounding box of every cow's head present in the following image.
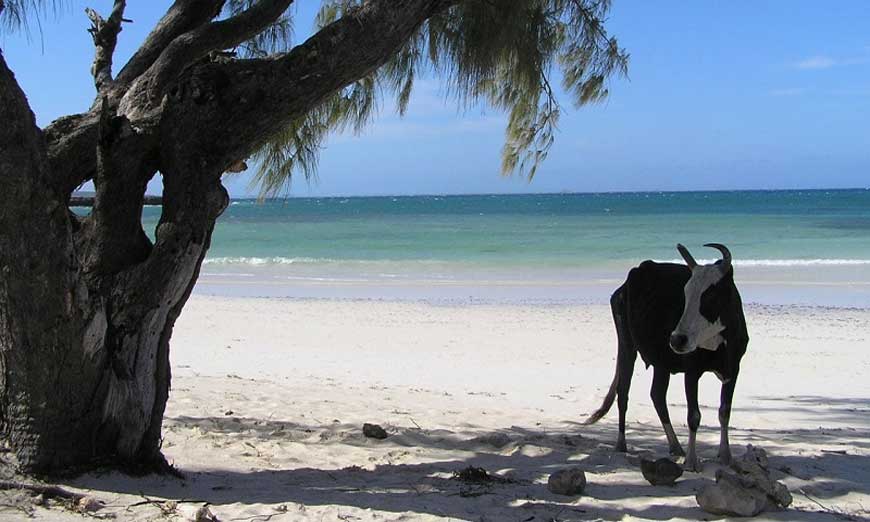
[669,243,732,354]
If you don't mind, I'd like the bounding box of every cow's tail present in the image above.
[584,285,627,425]
[583,352,619,425]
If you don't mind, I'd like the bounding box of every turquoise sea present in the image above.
[140,189,870,307]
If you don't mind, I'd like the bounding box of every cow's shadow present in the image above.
[64,396,870,521]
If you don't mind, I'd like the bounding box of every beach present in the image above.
[8,294,869,521]
[5,190,869,520]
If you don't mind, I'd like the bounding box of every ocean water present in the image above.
[138,189,870,306]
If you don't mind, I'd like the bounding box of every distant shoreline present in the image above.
[70,194,162,207]
[72,187,869,204]
[221,186,869,201]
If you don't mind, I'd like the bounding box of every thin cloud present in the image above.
[794,56,837,70]
[770,87,808,96]
[793,54,868,70]
[828,87,870,97]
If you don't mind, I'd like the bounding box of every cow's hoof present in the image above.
[718,451,732,466]
[684,455,702,472]
[670,445,686,457]
[615,440,627,453]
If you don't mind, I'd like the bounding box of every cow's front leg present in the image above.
[718,377,737,465]
[684,372,702,471]
[651,367,684,456]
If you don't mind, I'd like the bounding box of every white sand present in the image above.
[5,296,870,521]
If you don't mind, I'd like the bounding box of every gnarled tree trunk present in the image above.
[0,53,228,473]
[0,0,454,474]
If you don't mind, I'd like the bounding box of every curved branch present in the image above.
[44,112,99,196]
[159,0,458,172]
[119,0,294,114]
[196,0,295,52]
[114,0,226,92]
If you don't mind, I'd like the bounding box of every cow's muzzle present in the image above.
[669,332,691,354]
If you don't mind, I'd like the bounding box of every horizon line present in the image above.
[221,186,870,200]
[74,186,870,200]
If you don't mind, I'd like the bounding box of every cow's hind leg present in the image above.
[684,371,702,471]
[615,347,636,452]
[616,345,637,446]
[718,377,737,465]
[651,366,684,456]
[612,289,636,452]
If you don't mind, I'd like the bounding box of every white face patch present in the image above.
[697,325,725,351]
[672,265,726,354]
[698,330,728,352]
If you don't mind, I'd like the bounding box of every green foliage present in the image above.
[250,75,380,195]
[248,0,627,196]
[0,0,64,36]
[223,0,295,58]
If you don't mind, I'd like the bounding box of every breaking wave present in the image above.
[204,256,321,265]
[202,257,445,266]
[663,258,870,267]
[203,256,870,268]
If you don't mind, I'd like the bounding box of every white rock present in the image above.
[179,504,219,522]
[76,496,103,513]
[696,470,770,517]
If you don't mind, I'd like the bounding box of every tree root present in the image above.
[0,480,89,502]
[0,480,112,518]
[122,452,185,479]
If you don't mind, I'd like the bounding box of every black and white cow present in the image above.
[585,243,749,471]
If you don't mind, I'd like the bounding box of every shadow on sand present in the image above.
[62,394,870,521]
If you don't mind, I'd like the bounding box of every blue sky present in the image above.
[2,1,869,196]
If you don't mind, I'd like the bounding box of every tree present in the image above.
[0,0,626,474]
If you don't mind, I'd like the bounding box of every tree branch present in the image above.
[75,97,157,277]
[46,1,227,194]
[196,0,295,52]
[46,0,457,199]
[44,112,101,196]
[86,0,129,93]
[158,0,458,172]
[114,0,226,93]
[119,0,294,116]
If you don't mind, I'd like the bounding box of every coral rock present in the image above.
[547,468,587,496]
[362,423,388,439]
[641,457,683,486]
[697,469,770,517]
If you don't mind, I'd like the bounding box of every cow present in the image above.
[584,243,749,471]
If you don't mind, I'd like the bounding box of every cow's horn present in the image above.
[704,243,732,273]
[676,243,698,269]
